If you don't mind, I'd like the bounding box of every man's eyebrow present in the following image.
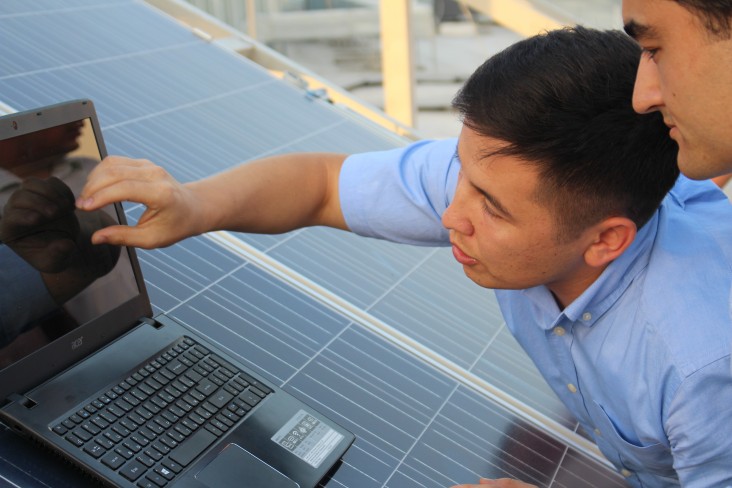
[624,19,658,41]
[476,184,512,218]
[455,147,513,218]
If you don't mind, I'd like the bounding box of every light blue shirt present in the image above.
[340,138,732,487]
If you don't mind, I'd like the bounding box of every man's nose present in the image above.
[441,194,474,237]
[632,55,664,114]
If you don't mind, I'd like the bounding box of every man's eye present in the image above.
[642,47,659,60]
[481,200,500,219]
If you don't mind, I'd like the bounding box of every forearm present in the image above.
[189,153,348,235]
[78,152,350,249]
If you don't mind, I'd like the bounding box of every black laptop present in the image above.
[0,99,354,487]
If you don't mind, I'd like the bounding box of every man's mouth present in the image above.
[450,241,477,266]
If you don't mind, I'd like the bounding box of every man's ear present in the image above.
[583,217,637,268]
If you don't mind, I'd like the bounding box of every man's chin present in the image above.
[679,164,731,182]
[677,150,732,181]
[461,269,502,290]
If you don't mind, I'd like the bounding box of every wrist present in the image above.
[183,180,219,236]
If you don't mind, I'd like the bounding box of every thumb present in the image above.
[91,224,161,249]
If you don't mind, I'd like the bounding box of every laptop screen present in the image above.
[0,115,139,374]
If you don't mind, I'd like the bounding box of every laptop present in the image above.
[0,99,354,487]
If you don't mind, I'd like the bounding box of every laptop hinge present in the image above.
[7,393,37,410]
[140,316,164,329]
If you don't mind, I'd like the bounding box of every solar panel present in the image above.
[0,1,625,486]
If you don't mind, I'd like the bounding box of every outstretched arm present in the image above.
[76,153,348,249]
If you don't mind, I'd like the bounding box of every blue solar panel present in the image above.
[0,1,625,486]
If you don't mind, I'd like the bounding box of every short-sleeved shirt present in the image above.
[340,138,732,487]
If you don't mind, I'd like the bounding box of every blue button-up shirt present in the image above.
[340,138,732,487]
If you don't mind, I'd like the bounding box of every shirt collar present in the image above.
[521,210,659,330]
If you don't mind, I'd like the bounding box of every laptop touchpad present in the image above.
[195,443,299,488]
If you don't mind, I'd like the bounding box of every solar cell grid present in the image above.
[245,227,575,426]
[0,0,626,486]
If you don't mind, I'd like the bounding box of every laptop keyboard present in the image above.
[51,336,272,487]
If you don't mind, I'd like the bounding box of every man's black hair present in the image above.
[452,26,679,241]
[676,0,732,37]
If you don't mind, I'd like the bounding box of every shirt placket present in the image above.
[551,316,633,481]
[545,319,593,429]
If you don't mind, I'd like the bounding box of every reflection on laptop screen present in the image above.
[0,117,138,371]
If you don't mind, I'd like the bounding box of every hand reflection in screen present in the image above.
[0,176,120,304]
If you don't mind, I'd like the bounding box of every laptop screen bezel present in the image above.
[0,99,153,406]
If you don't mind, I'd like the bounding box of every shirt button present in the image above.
[582,312,592,321]
[567,383,577,393]
[553,326,566,336]
[594,428,601,437]
[620,469,633,478]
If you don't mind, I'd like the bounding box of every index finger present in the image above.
[77,156,167,211]
[82,155,148,195]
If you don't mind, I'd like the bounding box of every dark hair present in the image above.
[676,0,732,37]
[452,26,679,241]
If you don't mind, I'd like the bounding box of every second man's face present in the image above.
[624,0,732,179]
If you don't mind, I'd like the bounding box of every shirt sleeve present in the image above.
[666,356,732,486]
[339,138,459,246]
[0,245,58,347]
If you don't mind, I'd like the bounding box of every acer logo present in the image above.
[71,337,83,350]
